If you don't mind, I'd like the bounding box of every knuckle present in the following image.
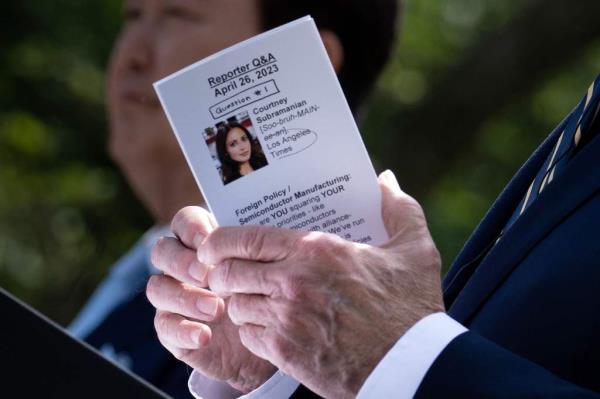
[398,192,420,209]
[282,273,309,301]
[173,206,207,245]
[297,231,324,251]
[299,231,344,258]
[175,322,191,345]
[421,239,441,269]
[297,232,351,275]
[399,195,425,218]
[174,286,188,311]
[311,239,330,257]
[157,313,194,350]
[296,234,322,260]
[172,248,193,275]
[278,305,298,330]
[240,225,264,256]
[422,238,438,256]
[204,226,227,253]
[219,258,234,285]
[208,259,232,296]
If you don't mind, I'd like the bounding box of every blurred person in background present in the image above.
[67,0,397,397]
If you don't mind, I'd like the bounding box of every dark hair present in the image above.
[216,122,268,184]
[259,0,400,114]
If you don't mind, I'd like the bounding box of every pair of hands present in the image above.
[146,171,445,397]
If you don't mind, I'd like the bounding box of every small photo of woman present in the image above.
[203,114,268,185]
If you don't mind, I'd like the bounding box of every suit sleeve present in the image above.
[415,331,600,398]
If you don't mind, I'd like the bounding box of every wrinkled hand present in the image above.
[146,207,276,393]
[202,170,445,398]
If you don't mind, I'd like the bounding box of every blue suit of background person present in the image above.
[69,228,194,399]
[290,89,600,398]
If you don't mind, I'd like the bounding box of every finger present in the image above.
[378,169,403,196]
[156,333,192,363]
[155,319,203,366]
[198,225,299,265]
[228,294,274,327]
[208,258,281,297]
[171,206,217,249]
[152,236,210,287]
[146,275,224,321]
[154,310,212,350]
[378,170,426,242]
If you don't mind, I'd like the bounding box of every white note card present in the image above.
[154,16,387,245]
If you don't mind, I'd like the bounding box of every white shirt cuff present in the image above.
[188,371,242,399]
[188,369,300,399]
[357,312,467,399]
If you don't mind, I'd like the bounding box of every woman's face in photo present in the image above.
[226,127,252,163]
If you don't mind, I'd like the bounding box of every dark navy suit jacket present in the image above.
[413,110,600,397]
[293,112,600,397]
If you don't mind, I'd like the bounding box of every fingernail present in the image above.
[193,233,205,248]
[188,260,207,283]
[381,170,401,192]
[197,247,208,265]
[197,296,219,317]
[190,329,203,346]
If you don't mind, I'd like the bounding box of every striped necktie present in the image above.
[501,74,600,235]
[443,74,600,300]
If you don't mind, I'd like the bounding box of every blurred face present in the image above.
[107,0,261,222]
[225,127,252,163]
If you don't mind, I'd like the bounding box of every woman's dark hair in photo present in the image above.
[215,122,268,184]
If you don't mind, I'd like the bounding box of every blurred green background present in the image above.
[2,0,600,325]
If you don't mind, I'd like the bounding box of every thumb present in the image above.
[377,170,424,240]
